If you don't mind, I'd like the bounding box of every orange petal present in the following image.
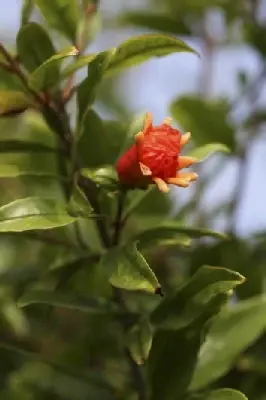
[178,156,198,169]
[153,177,169,193]
[177,172,198,182]
[139,162,152,176]
[180,132,191,147]
[163,116,173,125]
[135,131,144,144]
[167,177,190,187]
[143,112,153,134]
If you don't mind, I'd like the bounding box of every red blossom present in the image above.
[116,113,198,193]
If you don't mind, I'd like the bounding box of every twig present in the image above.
[113,189,127,245]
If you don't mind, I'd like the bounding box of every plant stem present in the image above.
[112,189,148,400]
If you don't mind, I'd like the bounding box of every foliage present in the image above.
[0,1,265,400]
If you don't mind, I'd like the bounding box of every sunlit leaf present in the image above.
[0,91,32,116]
[0,197,77,232]
[29,46,78,90]
[101,242,161,293]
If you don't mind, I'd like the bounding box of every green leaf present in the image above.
[63,34,198,77]
[69,184,93,217]
[107,34,198,75]
[0,91,32,116]
[0,197,77,232]
[18,290,120,314]
[16,22,56,72]
[187,143,231,161]
[78,110,126,167]
[63,53,97,76]
[136,222,228,241]
[118,12,190,35]
[0,151,60,178]
[21,0,34,26]
[191,295,266,390]
[101,242,160,293]
[170,96,236,150]
[34,0,80,43]
[29,46,78,90]
[130,226,192,250]
[148,328,203,400]
[152,266,245,330]
[127,319,153,365]
[197,389,248,400]
[77,50,115,124]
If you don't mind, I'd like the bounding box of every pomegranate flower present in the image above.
[116,113,198,193]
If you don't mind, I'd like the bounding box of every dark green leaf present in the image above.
[0,151,60,178]
[118,12,190,35]
[135,222,228,240]
[78,110,126,167]
[127,319,153,364]
[77,50,115,124]
[152,266,244,330]
[0,197,77,232]
[101,242,160,293]
[34,0,80,43]
[18,290,120,314]
[21,0,34,26]
[0,91,32,116]
[187,143,231,161]
[148,328,202,400]
[107,34,199,75]
[191,295,266,390]
[170,96,236,150]
[130,226,192,250]
[29,46,78,90]
[16,22,56,72]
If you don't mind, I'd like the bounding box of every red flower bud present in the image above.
[116,113,198,193]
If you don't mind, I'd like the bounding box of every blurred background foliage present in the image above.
[1,0,266,399]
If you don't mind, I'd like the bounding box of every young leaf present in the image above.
[63,53,97,76]
[18,290,120,314]
[16,22,56,72]
[34,0,80,43]
[63,34,198,77]
[0,91,32,116]
[29,46,78,90]
[77,50,115,124]
[152,266,245,330]
[191,295,266,390]
[101,242,161,294]
[0,197,77,232]
[107,34,199,75]
[148,328,203,400]
[170,96,236,150]
[187,143,231,161]
[127,319,153,365]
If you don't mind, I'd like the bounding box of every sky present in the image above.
[1,0,266,236]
